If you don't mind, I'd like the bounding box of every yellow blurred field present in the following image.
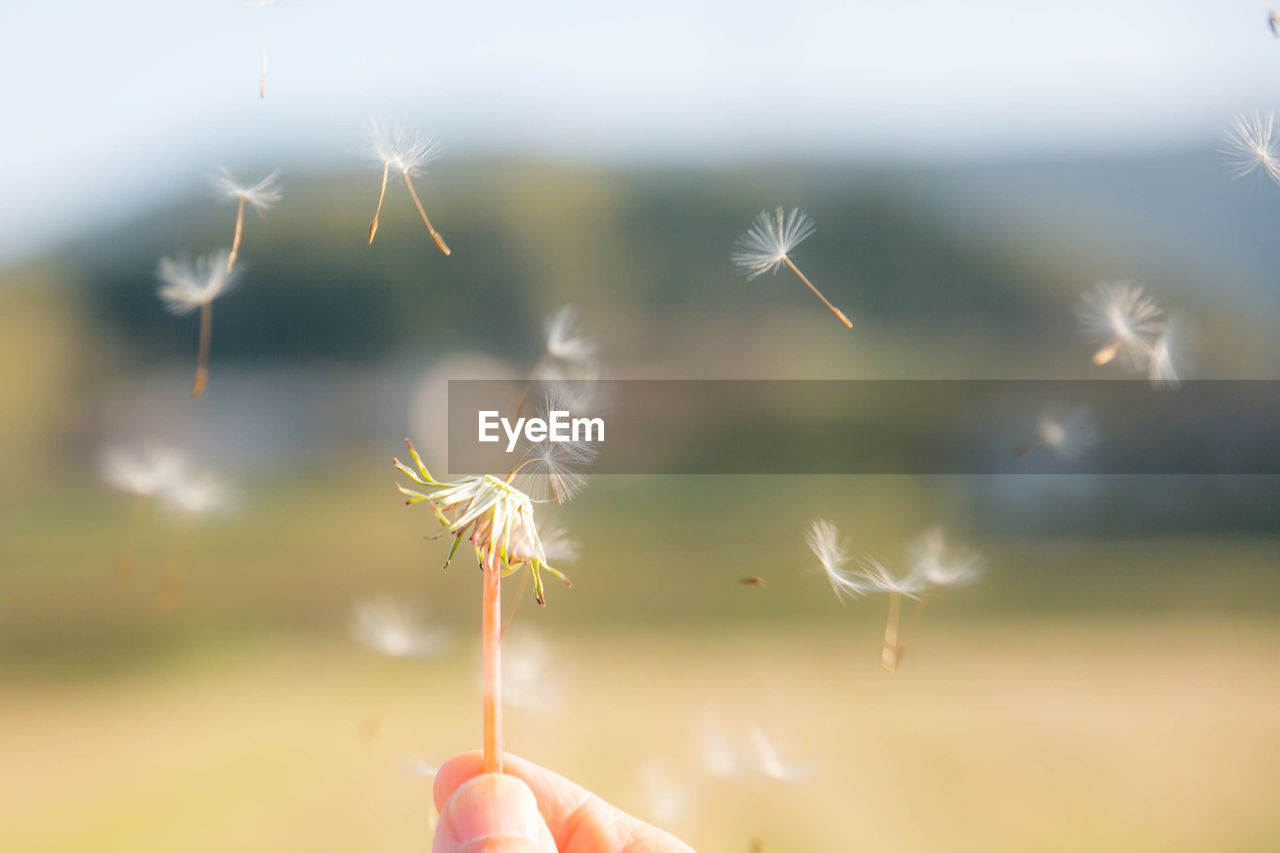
[3,619,1278,853]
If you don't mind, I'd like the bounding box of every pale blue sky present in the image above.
[2,0,1278,261]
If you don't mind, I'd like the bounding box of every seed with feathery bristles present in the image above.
[748,727,817,783]
[212,167,282,274]
[1013,405,1098,460]
[1147,315,1188,389]
[854,556,926,672]
[349,597,451,658]
[367,121,450,253]
[733,207,852,328]
[543,305,597,365]
[1076,281,1163,370]
[100,446,186,581]
[156,251,242,397]
[805,519,866,603]
[1222,112,1280,184]
[908,526,983,589]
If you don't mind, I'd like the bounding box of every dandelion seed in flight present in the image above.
[246,1,279,98]
[854,556,926,673]
[748,728,817,783]
[733,207,852,328]
[1222,112,1280,184]
[907,526,982,590]
[1015,405,1099,460]
[156,250,241,397]
[349,597,452,658]
[1147,315,1187,389]
[367,121,450,254]
[1271,9,1280,37]
[212,167,281,274]
[100,446,185,580]
[805,519,867,603]
[739,576,767,587]
[1076,281,1163,370]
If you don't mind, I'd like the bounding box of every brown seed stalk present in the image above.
[402,172,451,255]
[782,257,851,329]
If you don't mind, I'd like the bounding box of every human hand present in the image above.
[432,751,695,853]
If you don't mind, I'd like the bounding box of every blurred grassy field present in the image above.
[2,621,1279,852]
[2,469,1279,851]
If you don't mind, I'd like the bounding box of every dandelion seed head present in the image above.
[370,121,439,176]
[805,519,867,603]
[732,207,815,279]
[100,446,186,496]
[537,520,581,564]
[395,442,567,604]
[156,251,239,314]
[1076,282,1163,370]
[350,597,451,659]
[1222,112,1280,184]
[908,526,982,588]
[543,305,597,365]
[212,167,282,211]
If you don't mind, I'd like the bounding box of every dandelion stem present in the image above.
[368,162,390,244]
[482,552,504,774]
[402,172,452,256]
[227,196,246,274]
[782,257,852,329]
[192,302,213,398]
[880,591,901,672]
[112,494,147,582]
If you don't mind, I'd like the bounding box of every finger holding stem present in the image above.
[880,590,902,672]
[191,302,213,398]
[782,257,852,329]
[402,172,451,256]
[368,162,390,244]
[482,550,504,775]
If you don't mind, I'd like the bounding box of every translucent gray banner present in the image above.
[445,380,1280,475]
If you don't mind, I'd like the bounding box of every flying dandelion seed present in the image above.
[367,121,450,254]
[245,1,279,98]
[748,728,817,783]
[805,519,867,604]
[637,761,691,826]
[155,472,229,610]
[739,576,767,587]
[156,251,241,397]
[1222,112,1280,184]
[733,207,852,329]
[212,167,281,274]
[350,597,451,658]
[500,630,564,713]
[1271,9,1280,37]
[510,394,599,506]
[697,713,740,779]
[514,306,600,418]
[895,528,983,663]
[1076,281,1163,370]
[394,437,576,775]
[100,446,185,580]
[1013,405,1099,460]
[1147,315,1189,389]
[854,557,926,673]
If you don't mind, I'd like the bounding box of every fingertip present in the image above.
[433,751,486,812]
[434,773,556,853]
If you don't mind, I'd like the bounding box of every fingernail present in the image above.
[443,774,546,846]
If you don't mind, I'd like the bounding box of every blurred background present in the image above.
[2,1,1280,851]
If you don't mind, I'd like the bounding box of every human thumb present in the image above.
[434,773,559,853]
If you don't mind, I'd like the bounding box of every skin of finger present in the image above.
[434,752,695,853]
[433,774,558,853]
